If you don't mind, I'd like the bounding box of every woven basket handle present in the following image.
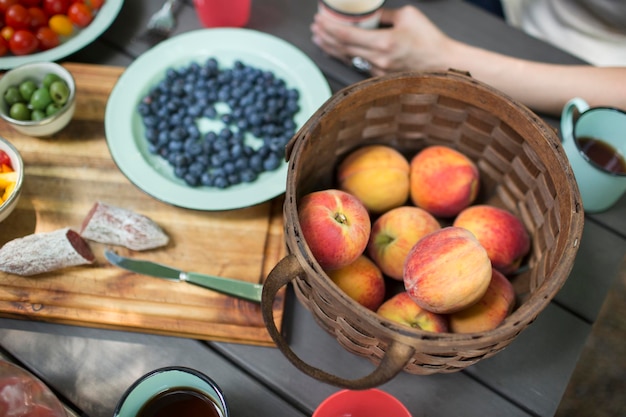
[261,254,415,389]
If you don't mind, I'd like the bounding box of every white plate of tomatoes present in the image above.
[0,0,123,69]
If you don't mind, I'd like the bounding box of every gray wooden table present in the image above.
[1,1,625,416]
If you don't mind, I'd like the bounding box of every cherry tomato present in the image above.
[0,150,12,169]
[67,2,91,27]
[86,0,103,10]
[8,28,38,55]
[0,0,18,13]
[74,0,103,10]
[0,25,14,41]
[5,4,31,30]
[48,13,72,35]
[0,36,8,56]
[35,25,59,49]
[19,0,43,6]
[42,0,69,15]
[28,6,47,29]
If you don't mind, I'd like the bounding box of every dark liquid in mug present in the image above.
[577,136,626,174]
[137,388,223,417]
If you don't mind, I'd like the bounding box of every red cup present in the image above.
[313,389,412,417]
[193,0,251,28]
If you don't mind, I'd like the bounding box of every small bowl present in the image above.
[113,366,229,417]
[313,389,411,417]
[0,61,76,137]
[0,136,24,223]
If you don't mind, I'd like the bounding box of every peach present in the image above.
[449,269,516,333]
[327,255,386,311]
[404,227,492,314]
[298,189,371,271]
[453,204,531,274]
[377,291,448,332]
[367,206,441,281]
[337,145,410,214]
[409,145,480,218]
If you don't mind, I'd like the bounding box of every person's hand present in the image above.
[311,5,453,75]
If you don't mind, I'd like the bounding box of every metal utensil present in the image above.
[104,250,263,303]
[141,0,181,43]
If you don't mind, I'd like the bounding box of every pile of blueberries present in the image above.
[137,58,301,188]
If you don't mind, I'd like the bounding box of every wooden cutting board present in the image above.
[0,63,286,346]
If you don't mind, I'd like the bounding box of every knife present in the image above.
[104,250,263,303]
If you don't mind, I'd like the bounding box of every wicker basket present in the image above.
[261,71,584,389]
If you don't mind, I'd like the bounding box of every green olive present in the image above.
[30,87,53,111]
[19,80,37,101]
[31,109,48,121]
[42,73,62,89]
[46,102,61,117]
[3,86,23,106]
[49,80,70,105]
[9,102,31,121]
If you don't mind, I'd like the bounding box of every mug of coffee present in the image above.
[113,366,229,417]
[560,98,626,213]
[318,0,386,29]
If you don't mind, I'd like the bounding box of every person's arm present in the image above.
[311,6,626,116]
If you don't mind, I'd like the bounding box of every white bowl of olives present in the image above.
[0,61,76,137]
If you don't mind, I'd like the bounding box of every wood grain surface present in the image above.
[0,63,286,346]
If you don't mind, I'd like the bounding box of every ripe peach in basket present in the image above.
[367,206,441,281]
[298,189,371,271]
[377,291,448,333]
[404,227,492,314]
[409,145,480,218]
[453,204,531,275]
[337,145,410,214]
[326,255,386,311]
[449,269,516,333]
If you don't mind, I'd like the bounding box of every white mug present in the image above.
[318,0,386,29]
[560,98,626,213]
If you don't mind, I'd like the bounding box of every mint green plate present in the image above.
[104,28,331,211]
[0,0,124,70]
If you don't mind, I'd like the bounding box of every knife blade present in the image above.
[104,250,263,303]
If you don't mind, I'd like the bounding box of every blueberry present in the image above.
[186,142,203,157]
[188,161,206,178]
[168,140,183,152]
[173,153,189,167]
[187,105,203,117]
[263,152,281,171]
[218,127,233,140]
[204,131,218,142]
[227,173,241,185]
[174,166,187,179]
[212,138,228,151]
[223,161,236,175]
[201,172,215,186]
[240,169,257,183]
[230,143,243,158]
[184,172,200,186]
[203,106,218,119]
[145,128,159,144]
[142,115,158,127]
[249,153,263,172]
[213,175,229,189]
[234,156,248,170]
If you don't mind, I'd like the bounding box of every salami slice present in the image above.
[80,201,169,251]
[0,228,95,276]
